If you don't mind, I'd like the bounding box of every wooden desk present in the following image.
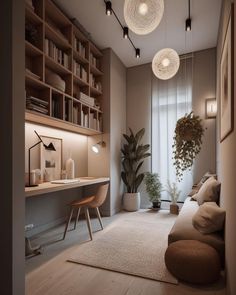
[25,177,110,198]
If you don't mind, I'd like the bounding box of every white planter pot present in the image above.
[123,192,140,211]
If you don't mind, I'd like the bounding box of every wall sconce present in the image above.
[205,98,217,119]
[92,134,106,154]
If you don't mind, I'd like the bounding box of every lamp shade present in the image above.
[152,48,180,80]
[124,0,164,35]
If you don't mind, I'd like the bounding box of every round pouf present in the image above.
[165,240,221,284]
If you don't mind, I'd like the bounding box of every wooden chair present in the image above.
[63,183,109,240]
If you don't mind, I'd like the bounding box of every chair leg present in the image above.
[74,207,81,230]
[63,207,74,240]
[85,208,93,240]
[95,207,103,230]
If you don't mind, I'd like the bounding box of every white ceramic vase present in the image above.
[123,192,140,211]
[66,158,75,179]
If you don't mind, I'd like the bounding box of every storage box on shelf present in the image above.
[25,0,104,136]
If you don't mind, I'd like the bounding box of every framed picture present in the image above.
[220,4,234,142]
[40,135,62,181]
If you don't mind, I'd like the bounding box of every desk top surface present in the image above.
[25,177,110,198]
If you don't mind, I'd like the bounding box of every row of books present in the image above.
[65,99,73,122]
[73,61,87,82]
[73,36,86,58]
[45,38,70,69]
[90,53,100,69]
[80,110,101,130]
[26,95,48,115]
[80,92,95,107]
[89,73,102,92]
[52,97,61,119]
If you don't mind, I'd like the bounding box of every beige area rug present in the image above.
[68,210,178,284]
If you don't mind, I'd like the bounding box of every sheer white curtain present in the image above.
[152,56,193,201]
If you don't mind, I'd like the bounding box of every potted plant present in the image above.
[121,128,151,211]
[173,112,205,181]
[144,172,162,210]
[166,180,181,214]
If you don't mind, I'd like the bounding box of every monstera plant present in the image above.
[173,112,204,181]
[121,128,151,211]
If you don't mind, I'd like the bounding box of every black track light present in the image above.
[123,27,129,39]
[136,48,140,59]
[185,0,191,32]
[105,1,112,16]
[185,18,191,32]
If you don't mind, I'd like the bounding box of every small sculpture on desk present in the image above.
[66,157,75,179]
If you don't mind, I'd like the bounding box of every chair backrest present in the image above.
[90,183,109,208]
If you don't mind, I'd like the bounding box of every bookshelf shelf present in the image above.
[26,6,43,25]
[25,0,103,135]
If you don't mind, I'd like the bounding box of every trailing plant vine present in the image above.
[173,112,205,181]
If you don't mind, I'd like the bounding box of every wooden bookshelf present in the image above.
[25,0,103,135]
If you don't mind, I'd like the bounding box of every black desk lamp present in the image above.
[26,130,56,187]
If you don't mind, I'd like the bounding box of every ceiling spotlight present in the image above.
[105,1,112,16]
[152,48,180,80]
[185,0,191,31]
[123,27,129,39]
[124,0,164,35]
[136,48,140,59]
[185,18,191,31]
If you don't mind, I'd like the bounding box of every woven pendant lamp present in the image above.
[152,48,180,80]
[124,0,164,35]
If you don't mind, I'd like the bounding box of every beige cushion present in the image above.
[192,202,225,234]
[194,176,220,205]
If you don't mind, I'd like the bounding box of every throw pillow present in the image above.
[194,176,221,205]
[192,202,225,234]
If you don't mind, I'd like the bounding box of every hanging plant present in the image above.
[173,112,205,181]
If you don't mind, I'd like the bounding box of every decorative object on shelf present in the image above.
[152,48,180,80]
[185,0,191,32]
[124,0,164,35]
[45,68,66,92]
[65,157,75,179]
[220,4,234,142]
[165,180,181,214]
[205,98,217,119]
[121,128,151,211]
[40,135,62,182]
[173,112,205,181]
[26,131,56,187]
[92,135,106,153]
[104,0,140,58]
[144,172,162,209]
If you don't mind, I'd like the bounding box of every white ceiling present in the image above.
[55,0,222,67]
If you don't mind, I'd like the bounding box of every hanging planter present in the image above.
[173,112,205,181]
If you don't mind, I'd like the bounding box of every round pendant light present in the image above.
[152,48,180,80]
[124,0,164,35]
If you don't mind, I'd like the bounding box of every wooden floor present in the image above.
[26,210,226,295]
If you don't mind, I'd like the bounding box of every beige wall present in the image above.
[192,48,217,182]
[88,48,126,215]
[216,1,236,294]
[126,49,217,208]
[126,64,152,208]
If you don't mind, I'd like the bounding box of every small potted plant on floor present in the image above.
[121,128,151,211]
[144,172,162,210]
[166,180,181,214]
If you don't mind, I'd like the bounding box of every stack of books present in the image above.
[51,97,61,119]
[26,96,48,115]
[74,37,86,58]
[45,38,69,69]
[80,92,94,107]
